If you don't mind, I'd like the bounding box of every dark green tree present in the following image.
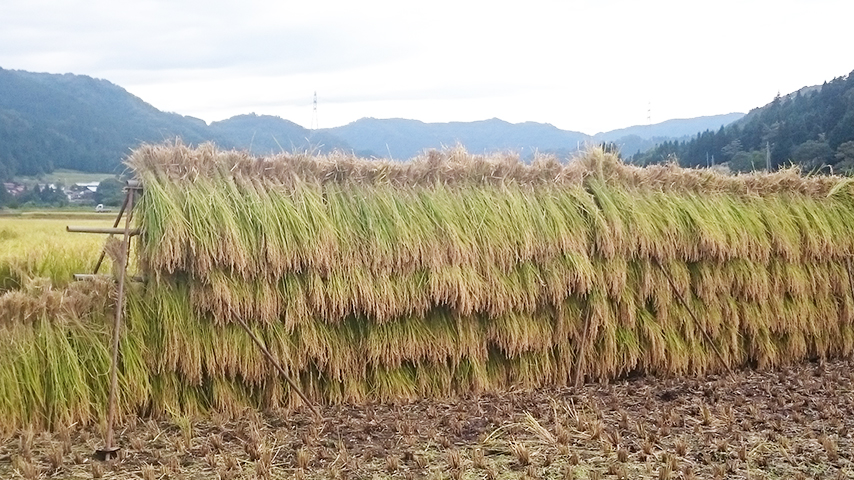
[834,141,854,174]
[792,140,833,170]
[729,151,764,173]
[94,177,125,206]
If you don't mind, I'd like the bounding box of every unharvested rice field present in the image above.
[2,146,854,478]
[0,216,116,290]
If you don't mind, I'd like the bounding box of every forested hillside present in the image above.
[635,69,854,172]
[0,69,347,181]
[0,68,216,179]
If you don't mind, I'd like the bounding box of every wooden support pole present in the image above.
[846,258,854,361]
[846,258,854,304]
[654,260,735,379]
[100,189,135,459]
[74,274,143,282]
[234,316,321,420]
[573,306,593,388]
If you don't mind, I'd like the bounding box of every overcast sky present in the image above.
[1,0,852,134]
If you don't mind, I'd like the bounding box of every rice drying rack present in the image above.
[67,179,318,462]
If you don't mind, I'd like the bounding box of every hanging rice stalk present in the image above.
[2,143,854,432]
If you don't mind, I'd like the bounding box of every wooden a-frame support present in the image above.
[69,180,141,460]
[68,180,319,461]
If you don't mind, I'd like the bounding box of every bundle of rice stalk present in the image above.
[36,142,843,418]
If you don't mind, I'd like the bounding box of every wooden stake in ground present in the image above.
[573,306,593,388]
[99,187,135,460]
[846,258,854,310]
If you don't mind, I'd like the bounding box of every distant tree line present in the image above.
[0,184,67,208]
[0,177,125,209]
[634,69,854,173]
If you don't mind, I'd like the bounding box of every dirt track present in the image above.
[1,359,852,479]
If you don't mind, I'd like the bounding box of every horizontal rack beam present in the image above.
[66,226,140,235]
[73,274,143,282]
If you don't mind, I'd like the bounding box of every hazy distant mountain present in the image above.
[595,113,747,159]
[323,115,745,160]
[594,113,745,142]
[321,117,590,159]
[209,114,350,155]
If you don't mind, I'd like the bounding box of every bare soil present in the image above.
[1,359,852,479]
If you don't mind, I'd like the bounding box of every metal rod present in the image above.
[234,316,321,420]
[93,194,130,274]
[104,189,135,454]
[655,260,735,378]
[67,226,140,236]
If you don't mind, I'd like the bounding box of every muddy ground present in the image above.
[1,359,852,479]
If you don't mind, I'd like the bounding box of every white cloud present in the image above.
[1,0,853,133]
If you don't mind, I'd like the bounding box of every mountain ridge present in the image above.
[593,113,745,141]
[0,67,744,179]
[321,113,744,160]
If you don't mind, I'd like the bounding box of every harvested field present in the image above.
[0,359,851,479]
[2,145,854,480]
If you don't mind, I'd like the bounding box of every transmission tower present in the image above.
[311,91,318,130]
[647,101,651,125]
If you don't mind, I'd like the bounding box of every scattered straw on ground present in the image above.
[1,359,851,479]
